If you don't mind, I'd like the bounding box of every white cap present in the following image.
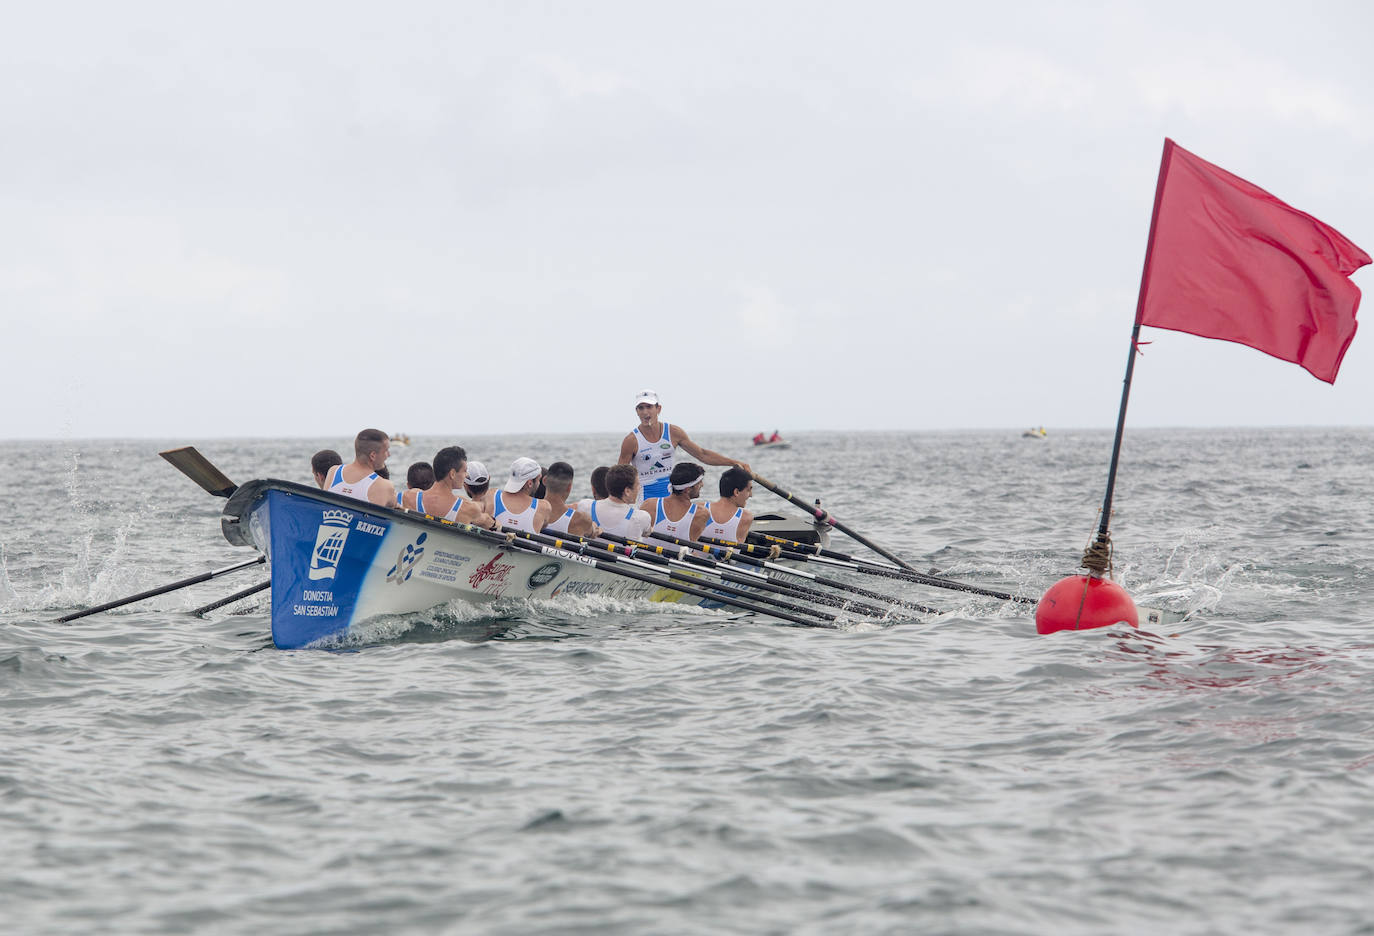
[635,388,660,407]
[464,461,489,485]
[503,457,542,493]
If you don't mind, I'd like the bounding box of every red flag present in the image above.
[1136,138,1371,383]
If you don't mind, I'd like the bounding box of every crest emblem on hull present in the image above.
[309,509,354,580]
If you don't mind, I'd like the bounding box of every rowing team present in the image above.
[310,429,757,548]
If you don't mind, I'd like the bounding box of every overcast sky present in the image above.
[3,1,1371,440]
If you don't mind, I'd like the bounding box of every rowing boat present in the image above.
[751,440,792,450]
[222,479,825,649]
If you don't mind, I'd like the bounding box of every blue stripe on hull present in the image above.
[265,489,389,649]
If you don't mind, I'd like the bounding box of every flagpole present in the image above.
[1081,138,1175,577]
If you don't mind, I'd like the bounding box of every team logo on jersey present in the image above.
[386,532,428,586]
[659,442,671,450]
[309,509,354,580]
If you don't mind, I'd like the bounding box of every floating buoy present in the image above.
[1034,574,1138,634]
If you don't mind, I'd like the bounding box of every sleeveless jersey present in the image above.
[328,465,379,503]
[543,507,577,535]
[631,421,674,499]
[651,499,697,542]
[493,491,542,532]
[702,505,745,543]
[415,490,464,522]
[590,500,650,539]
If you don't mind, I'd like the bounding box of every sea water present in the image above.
[2,429,1373,935]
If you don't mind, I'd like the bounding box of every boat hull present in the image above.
[223,481,745,649]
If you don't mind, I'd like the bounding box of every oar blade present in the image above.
[160,446,237,497]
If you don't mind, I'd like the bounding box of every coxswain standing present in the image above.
[641,463,709,545]
[618,389,750,501]
[326,429,398,507]
[701,467,755,543]
[488,457,554,533]
[403,446,497,528]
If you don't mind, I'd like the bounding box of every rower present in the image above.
[397,461,435,507]
[463,461,490,503]
[311,449,343,489]
[589,464,653,539]
[701,467,755,543]
[618,389,750,501]
[402,446,497,528]
[540,461,599,537]
[576,466,610,515]
[489,457,553,533]
[642,462,708,545]
[326,429,398,507]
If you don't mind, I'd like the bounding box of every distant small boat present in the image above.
[391,433,412,447]
[752,440,792,450]
[1022,427,1048,439]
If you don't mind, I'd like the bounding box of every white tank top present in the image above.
[631,422,674,499]
[415,490,464,522]
[493,491,542,532]
[328,465,378,503]
[543,507,577,536]
[701,504,744,542]
[590,500,650,539]
[651,499,697,541]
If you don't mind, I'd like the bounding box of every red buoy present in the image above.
[1034,574,1138,635]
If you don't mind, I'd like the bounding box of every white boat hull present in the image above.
[222,480,754,649]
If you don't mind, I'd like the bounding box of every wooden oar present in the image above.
[721,532,1038,604]
[191,579,271,616]
[748,471,918,572]
[57,556,267,623]
[536,529,895,619]
[160,446,237,497]
[641,530,945,615]
[449,522,837,628]
[504,526,847,624]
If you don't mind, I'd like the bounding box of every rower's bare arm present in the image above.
[689,508,709,542]
[371,480,399,508]
[568,511,597,537]
[675,427,749,473]
[736,510,754,542]
[618,434,637,465]
[460,501,499,529]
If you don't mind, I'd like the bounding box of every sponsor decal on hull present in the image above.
[550,579,606,597]
[386,532,427,586]
[468,554,516,595]
[527,562,561,590]
[418,548,472,585]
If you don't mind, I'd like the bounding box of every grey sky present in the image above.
[3,1,1371,440]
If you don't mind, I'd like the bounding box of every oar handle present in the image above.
[57,555,266,623]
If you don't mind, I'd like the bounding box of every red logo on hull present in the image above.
[467,554,516,593]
